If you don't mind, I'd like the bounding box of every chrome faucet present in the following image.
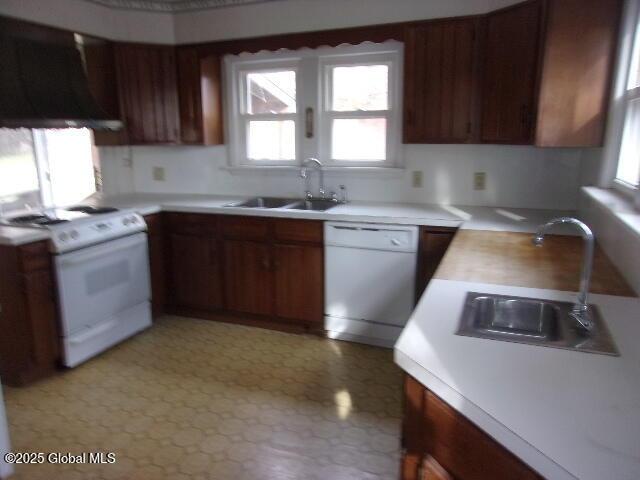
[532,217,595,332]
[300,158,325,199]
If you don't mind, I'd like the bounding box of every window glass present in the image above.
[45,129,96,206]
[247,71,296,114]
[0,129,41,212]
[248,120,296,160]
[0,128,96,214]
[331,118,386,161]
[331,65,388,111]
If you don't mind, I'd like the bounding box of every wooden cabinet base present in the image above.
[165,307,325,336]
[0,242,60,386]
[402,375,542,480]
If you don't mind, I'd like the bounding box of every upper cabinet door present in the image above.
[404,18,478,143]
[535,0,622,147]
[480,1,542,144]
[114,44,180,144]
[177,48,224,145]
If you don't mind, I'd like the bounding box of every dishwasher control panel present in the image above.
[324,221,418,252]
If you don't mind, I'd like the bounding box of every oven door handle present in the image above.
[57,233,146,268]
[68,320,119,344]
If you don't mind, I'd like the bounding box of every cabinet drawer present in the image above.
[164,212,218,235]
[18,241,50,273]
[219,215,269,240]
[273,219,323,245]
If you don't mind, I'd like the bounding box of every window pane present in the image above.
[332,118,386,161]
[331,65,388,112]
[45,129,96,206]
[0,129,41,212]
[248,120,295,160]
[617,98,640,186]
[247,71,296,114]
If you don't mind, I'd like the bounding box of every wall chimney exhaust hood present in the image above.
[0,19,123,131]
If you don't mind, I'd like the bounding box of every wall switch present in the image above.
[122,156,133,168]
[152,166,166,182]
[474,172,486,191]
[412,170,423,188]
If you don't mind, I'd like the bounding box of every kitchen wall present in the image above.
[99,144,584,210]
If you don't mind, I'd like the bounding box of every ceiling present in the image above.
[83,0,281,13]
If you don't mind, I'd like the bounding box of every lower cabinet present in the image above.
[402,375,542,480]
[170,233,223,311]
[416,227,456,301]
[145,214,167,318]
[223,239,274,316]
[0,241,59,386]
[273,243,323,324]
[162,213,324,330]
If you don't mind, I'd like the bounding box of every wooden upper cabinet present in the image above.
[480,0,542,144]
[404,18,479,143]
[535,0,622,147]
[177,47,224,145]
[114,43,180,144]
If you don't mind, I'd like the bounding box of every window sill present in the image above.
[220,165,405,178]
[581,186,640,238]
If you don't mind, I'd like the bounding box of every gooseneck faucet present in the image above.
[300,158,325,200]
[532,217,595,332]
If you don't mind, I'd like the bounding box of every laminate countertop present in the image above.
[0,192,577,246]
[395,230,639,480]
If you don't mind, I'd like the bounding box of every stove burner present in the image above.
[40,219,70,225]
[7,213,70,226]
[67,205,119,214]
[10,214,48,224]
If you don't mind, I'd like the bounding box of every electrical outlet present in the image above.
[412,170,423,188]
[152,166,166,182]
[474,172,486,191]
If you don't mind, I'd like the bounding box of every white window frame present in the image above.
[603,0,640,207]
[224,42,403,170]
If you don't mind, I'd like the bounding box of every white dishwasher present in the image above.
[324,221,419,347]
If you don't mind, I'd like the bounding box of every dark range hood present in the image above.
[0,18,123,131]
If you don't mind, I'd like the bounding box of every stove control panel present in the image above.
[50,212,146,253]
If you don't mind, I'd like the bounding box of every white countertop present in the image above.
[0,193,575,246]
[395,279,640,480]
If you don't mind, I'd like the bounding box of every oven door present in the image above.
[55,232,151,337]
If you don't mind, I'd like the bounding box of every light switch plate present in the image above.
[474,172,486,191]
[152,167,166,182]
[412,170,423,188]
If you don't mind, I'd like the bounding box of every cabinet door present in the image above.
[169,233,222,311]
[404,18,478,143]
[273,244,323,324]
[115,44,180,144]
[223,240,274,316]
[177,48,224,145]
[480,1,542,144]
[416,228,456,300]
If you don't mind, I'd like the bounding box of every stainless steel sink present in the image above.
[456,292,619,356]
[224,197,297,209]
[284,199,338,211]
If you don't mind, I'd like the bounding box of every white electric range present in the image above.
[1,206,152,367]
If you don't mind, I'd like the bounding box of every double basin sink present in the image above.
[456,292,618,356]
[224,197,338,212]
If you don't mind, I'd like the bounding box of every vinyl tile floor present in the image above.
[3,316,402,480]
